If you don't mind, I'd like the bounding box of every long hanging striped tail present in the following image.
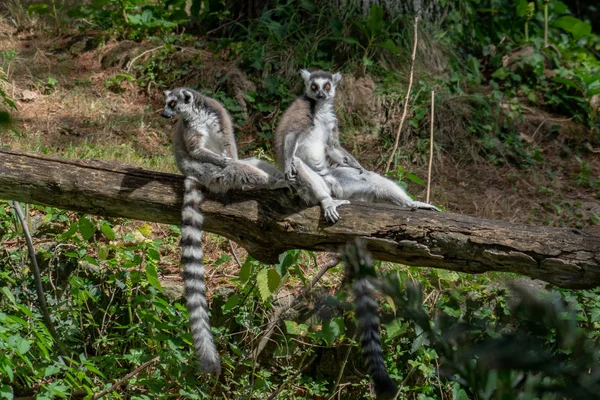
[181,177,221,374]
[342,240,397,400]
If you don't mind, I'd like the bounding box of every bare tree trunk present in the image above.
[1,148,599,289]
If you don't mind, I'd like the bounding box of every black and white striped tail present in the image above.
[354,277,398,399]
[181,177,220,374]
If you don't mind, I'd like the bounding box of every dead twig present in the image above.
[10,201,67,355]
[385,16,420,174]
[92,356,160,400]
[329,332,358,399]
[426,90,435,204]
[126,46,164,72]
[229,240,243,268]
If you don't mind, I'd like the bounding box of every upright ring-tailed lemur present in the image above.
[276,70,440,218]
[275,70,366,223]
[342,239,398,400]
[162,88,286,375]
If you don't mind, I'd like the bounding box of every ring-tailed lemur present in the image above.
[342,239,398,400]
[276,70,439,217]
[275,70,366,223]
[162,88,286,375]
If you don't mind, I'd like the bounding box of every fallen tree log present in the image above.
[1,148,599,289]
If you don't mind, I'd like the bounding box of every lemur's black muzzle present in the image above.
[316,91,326,100]
[161,110,174,119]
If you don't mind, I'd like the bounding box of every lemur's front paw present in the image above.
[284,164,297,182]
[219,156,232,167]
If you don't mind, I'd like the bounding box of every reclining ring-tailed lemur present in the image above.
[275,69,439,223]
[162,88,287,375]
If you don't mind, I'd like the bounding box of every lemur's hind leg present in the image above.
[242,157,284,181]
[292,157,349,223]
[179,159,286,193]
[329,168,440,211]
[212,160,286,190]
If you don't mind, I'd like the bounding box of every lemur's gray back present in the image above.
[274,95,314,168]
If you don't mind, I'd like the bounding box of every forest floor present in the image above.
[1,22,599,288]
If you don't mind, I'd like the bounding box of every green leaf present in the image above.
[320,319,343,345]
[385,319,407,340]
[2,365,13,383]
[367,4,384,37]
[57,222,79,241]
[267,268,281,295]
[554,1,568,14]
[327,36,360,45]
[78,217,95,241]
[222,294,239,312]
[285,320,307,335]
[1,287,15,305]
[44,365,61,377]
[28,3,49,15]
[515,0,528,16]
[100,222,115,240]
[452,385,469,400]
[491,67,509,80]
[98,245,109,261]
[239,258,253,284]
[277,250,299,277]
[0,384,13,399]
[554,16,592,39]
[145,264,162,291]
[146,248,160,261]
[84,364,104,377]
[404,172,425,186]
[257,269,271,301]
[14,337,30,355]
[374,39,400,55]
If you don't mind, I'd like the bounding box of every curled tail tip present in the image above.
[374,378,398,400]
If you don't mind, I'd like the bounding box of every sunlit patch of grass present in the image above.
[4,132,177,173]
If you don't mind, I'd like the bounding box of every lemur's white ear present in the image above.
[163,90,171,98]
[300,69,311,82]
[332,72,342,84]
[181,89,193,103]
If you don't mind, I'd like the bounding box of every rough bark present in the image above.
[1,148,599,289]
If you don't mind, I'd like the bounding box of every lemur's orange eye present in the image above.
[169,101,176,108]
[311,84,317,91]
[324,83,331,90]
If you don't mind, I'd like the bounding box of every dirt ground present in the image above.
[1,21,598,287]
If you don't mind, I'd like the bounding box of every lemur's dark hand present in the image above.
[284,161,297,181]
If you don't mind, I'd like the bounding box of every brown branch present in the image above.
[92,356,160,400]
[0,148,599,289]
[385,16,420,174]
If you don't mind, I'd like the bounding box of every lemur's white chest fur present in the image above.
[296,102,337,172]
[186,107,223,154]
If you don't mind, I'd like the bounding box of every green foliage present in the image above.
[381,275,600,399]
[2,200,600,399]
[68,0,186,40]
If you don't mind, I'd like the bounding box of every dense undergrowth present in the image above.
[0,0,600,399]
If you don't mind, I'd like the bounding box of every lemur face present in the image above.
[300,69,342,102]
[161,88,195,119]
